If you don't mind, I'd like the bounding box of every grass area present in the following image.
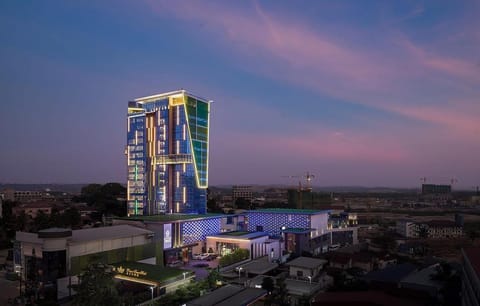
[219,231,249,236]
[116,213,224,222]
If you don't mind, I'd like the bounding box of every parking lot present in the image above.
[182,257,220,280]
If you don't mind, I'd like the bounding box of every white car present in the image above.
[193,253,210,260]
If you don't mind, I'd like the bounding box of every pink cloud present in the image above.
[146,1,480,163]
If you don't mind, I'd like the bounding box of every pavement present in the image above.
[181,258,220,280]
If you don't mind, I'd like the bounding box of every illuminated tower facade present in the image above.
[127,90,210,215]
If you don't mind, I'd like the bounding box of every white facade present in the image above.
[396,220,417,238]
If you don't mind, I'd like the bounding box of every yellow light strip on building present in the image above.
[183,186,186,203]
[176,106,179,125]
[176,171,180,188]
[114,275,157,287]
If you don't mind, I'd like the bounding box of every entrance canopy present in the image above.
[112,261,192,287]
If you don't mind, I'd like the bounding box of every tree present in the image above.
[273,276,290,306]
[15,211,28,231]
[235,197,251,210]
[467,230,479,243]
[72,263,121,306]
[206,269,221,289]
[33,210,51,231]
[63,207,81,228]
[77,183,127,217]
[372,234,397,251]
[207,198,221,213]
[261,276,274,293]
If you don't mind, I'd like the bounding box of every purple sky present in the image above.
[0,1,479,188]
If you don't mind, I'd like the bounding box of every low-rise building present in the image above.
[206,231,281,259]
[424,220,463,239]
[14,225,163,301]
[461,248,480,306]
[12,201,59,218]
[285,256,327,280]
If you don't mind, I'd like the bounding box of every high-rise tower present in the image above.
[126,90,210,215]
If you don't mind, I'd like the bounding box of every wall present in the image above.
[310,213,329,238]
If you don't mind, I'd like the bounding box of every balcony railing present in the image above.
[154,154,193,164]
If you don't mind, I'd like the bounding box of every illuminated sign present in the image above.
[113,266,147,278]
[164,223,172,249]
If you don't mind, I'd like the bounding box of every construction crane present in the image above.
[281,172,316,209]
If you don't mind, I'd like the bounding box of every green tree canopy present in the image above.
[72,263,121,306]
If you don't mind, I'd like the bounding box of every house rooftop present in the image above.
[363,263,417,283]
[286,256,328,269]
[186,284,266,306]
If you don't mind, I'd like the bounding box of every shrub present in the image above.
[219,249,249,267]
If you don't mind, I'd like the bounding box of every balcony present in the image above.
[155,154,192,164]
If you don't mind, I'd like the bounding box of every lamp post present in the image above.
[183,272,187,280]
[149,286,154,305]
[307,276,312,285]
[18,269,22,297]
[238,267,243,282]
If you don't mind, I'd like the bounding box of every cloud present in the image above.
[144,1,480,185]
[145,1,479,129]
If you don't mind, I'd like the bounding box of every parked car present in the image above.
[193,253,210,260]
[205,254,217,261]
[167,260,182,267]
[192,253,203,260]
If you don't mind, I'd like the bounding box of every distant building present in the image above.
[126,90,211,215]
[421,184,452,194]
[232,185,253,203]
[396,220,417,238]
[2,188,47,203]
[12,201,58,218]
[461,248,480,306]
[423,220,463,239]
[396,218,463,239]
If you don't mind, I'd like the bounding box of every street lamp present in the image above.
[149,286,155,304]
[238,267,243,282]
[307,276,312,284]
[183,272,188,280]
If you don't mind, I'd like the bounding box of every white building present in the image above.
[396,220,417,238]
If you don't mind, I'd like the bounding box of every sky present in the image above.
[0,1,479,188]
